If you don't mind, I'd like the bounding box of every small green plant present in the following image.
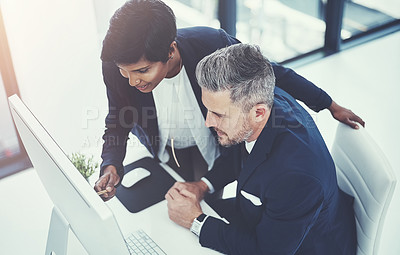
[69,152,98,180]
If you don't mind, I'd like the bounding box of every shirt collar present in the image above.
[245,140,256,154]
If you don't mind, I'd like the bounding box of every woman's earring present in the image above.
[170,55,174,60]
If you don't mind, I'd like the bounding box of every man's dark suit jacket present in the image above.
[100,26,332,178]
[200,87,356,255]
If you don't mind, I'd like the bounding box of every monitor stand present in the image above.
[45,206,70,255]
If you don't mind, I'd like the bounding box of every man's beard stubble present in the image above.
[215,117,253,147]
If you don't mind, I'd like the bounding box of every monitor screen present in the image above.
[8,94,129,255]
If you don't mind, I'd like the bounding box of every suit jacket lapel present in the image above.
[237,103,283,191]
[176,34,208,119]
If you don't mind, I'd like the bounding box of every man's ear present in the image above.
[252,104,269,123]
[169,41,177,57]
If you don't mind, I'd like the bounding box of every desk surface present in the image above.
[0,161,223,255]
[110,161,223,255]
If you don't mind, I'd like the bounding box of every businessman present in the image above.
[165,44,357,255]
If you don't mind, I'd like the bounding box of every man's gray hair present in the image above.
[196,44,275,112]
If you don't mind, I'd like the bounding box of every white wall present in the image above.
[1,0,108,161]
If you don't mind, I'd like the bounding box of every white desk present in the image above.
[108,161,223,255]
[109,195,221,255]
[0,160,223,255]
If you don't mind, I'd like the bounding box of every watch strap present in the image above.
[190,213,208,237]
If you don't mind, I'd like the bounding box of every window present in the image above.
[342,0,400,39]
[92,0,399,64]
[237,0,326,62]
[167,0,219,28]
[233,0,399,63]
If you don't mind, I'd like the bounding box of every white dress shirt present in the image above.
[152,66,220,170]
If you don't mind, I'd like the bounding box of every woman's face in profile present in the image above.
[117,57,170,93]
[117,42,182,93]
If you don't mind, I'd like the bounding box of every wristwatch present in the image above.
[190,213,208,237]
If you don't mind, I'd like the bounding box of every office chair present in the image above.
[331,123,396,255]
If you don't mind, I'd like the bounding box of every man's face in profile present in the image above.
[202,88,253,147]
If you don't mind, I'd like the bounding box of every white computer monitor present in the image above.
[8,94,130,255]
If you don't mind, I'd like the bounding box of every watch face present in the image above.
[197,213,207,222]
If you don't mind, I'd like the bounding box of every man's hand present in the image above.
[169,181,209,202]
[94,165,120,201]
[165,187,203,229]
[328,101,365,129]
